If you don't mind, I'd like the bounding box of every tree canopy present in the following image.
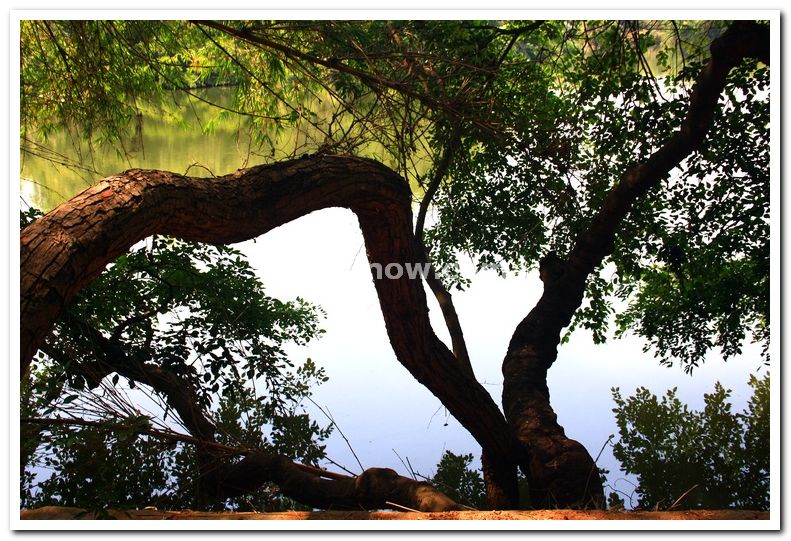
[19,18,771,512]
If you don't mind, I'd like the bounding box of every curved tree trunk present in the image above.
[19,155,517,509]
[501,20,769,508]
[502,262,604,508]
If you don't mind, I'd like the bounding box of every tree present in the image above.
[20,208,461,512]
[19,19,770,510]
[611,373,770,510]
[20,208,333,511]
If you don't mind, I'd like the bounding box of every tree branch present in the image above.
[208,453,465,511]
[510,22,770,348]
[191,20,462,119]
[55,312,218,441]
[412,123,474,377]
[411,22,535,379]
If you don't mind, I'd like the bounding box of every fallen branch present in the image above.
[22,416,464,511]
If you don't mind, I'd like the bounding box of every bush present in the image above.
[611,373,769,510]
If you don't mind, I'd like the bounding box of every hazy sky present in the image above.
[234,206,765,503]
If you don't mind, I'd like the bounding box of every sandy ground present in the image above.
[20,506,769,521]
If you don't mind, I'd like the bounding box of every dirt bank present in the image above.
[20,506,769,521]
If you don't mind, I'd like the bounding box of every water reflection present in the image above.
[21,87,433,213]
[20,88,264,212]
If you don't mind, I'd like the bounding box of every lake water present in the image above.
[20,87,424,213]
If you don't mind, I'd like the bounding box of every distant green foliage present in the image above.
[429,451,487,510]
[611,373,769,510]
[428,450,534,510]
[607,490,626,511]
[21,209,330,512]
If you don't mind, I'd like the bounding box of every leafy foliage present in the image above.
[611,373,769,510]
[54,233,323,407]
[612,59,770,369]
[21,209,331,511]
[21,419,177,512]
[423,21,769,371]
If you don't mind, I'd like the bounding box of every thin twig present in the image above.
[405,456,417,481]
[391,448,417,480]
[306,397,364,473]
[668,484,700,510]
[583,434,614,508]
[183,162,217,178]
[385,501,423,513]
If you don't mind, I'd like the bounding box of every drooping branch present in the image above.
[22,417,464,512]
[50,313,218,441]
[191,20,464,120]
[22,416,242,458]
[411,23,536,380]
[501,20,769,508]
[20,154,517,506]
[413,124,474,379]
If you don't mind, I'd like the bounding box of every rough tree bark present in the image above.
[501,21,769,508]
[19,155,517,509]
